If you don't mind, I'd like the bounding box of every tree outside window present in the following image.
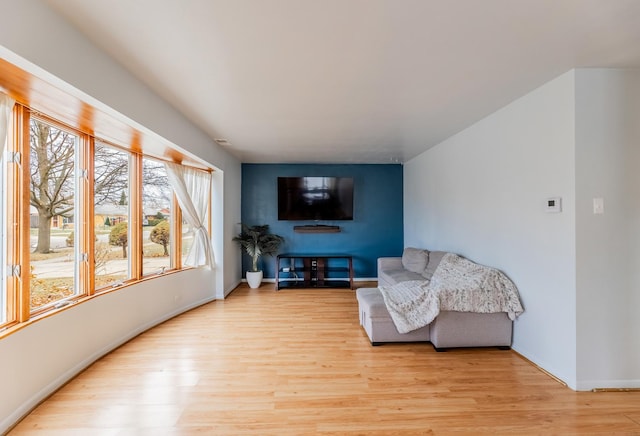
[29,119,78,310]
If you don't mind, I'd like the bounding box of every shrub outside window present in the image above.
[142,158,172,275]
[94,144,131,289]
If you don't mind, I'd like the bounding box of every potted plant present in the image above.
[233,224,284,288]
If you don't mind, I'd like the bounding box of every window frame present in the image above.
[92,139,134,292]
[27,114,84,314]
[141,156,176,277]
[1,103,25,329]
[0,102,209,334]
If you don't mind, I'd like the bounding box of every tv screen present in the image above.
[278,177,354,221]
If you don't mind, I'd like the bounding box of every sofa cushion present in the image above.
[402,248,429,274]
[422,250,448,280]
[380,268,425,285]
[356,288,391,317]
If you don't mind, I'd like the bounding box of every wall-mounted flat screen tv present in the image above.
[278,176,354,221]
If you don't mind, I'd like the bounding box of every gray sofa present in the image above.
[356,248,513,350]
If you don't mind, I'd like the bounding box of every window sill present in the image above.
[0,267,196,340]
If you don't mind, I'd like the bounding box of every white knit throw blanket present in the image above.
[378,253,524,334]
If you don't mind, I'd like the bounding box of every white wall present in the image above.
[0,0,242,432]
[404,71,578,388]
[405,68,640,391]
[213,168,243,298]
[574,69,640,390]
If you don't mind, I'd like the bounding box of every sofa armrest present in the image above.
[377,257,402,276]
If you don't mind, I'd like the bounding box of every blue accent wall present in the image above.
[241,164,403,278]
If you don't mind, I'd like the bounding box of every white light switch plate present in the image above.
[593,197,604,214]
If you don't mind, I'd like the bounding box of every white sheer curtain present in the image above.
[0,93,15,157]
[165,162,215,268]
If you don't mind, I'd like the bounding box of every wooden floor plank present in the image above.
[9,284,640,435]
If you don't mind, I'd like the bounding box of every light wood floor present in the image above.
[10,283,640,435]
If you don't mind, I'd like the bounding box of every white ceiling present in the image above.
[45,0,640,164]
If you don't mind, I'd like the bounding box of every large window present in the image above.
[181,217,194,266]
[29,119,79,311]
[142,158,172,275]
[94,143,131,289]
[0,94,11,325]
[0,147,6,324]
[0,94,212,334]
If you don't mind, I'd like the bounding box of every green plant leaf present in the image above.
[233,223,284,272]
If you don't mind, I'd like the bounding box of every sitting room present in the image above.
[1,0,640,433]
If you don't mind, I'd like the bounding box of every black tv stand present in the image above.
[276,254,353,290]
[293,225,341,233]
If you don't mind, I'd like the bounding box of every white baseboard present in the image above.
[576,379,640,391]
[222,280,242,298]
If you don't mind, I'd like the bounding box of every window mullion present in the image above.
[3,104,20,325]
[79,135,94,296]
[18,106,31,321]
[7,105,31,322]
[130,153,142,280]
